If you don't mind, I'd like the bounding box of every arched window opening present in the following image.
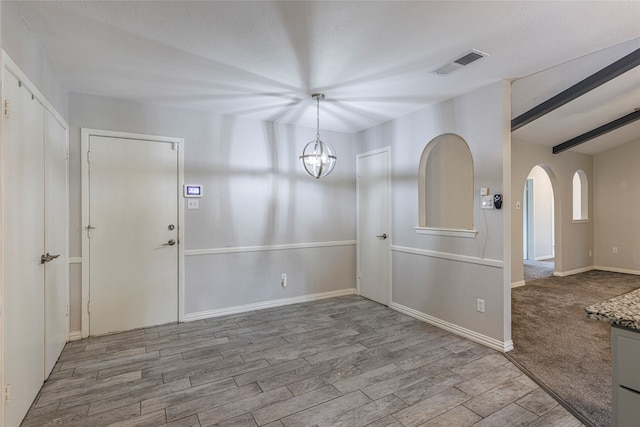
[572,170,589,221]
[418,134,474,234]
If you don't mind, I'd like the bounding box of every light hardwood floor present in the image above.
[23,296,583,426]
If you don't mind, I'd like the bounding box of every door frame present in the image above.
[80,128,185,338]
[356,146,392,305]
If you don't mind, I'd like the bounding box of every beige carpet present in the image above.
[509,270,640,427]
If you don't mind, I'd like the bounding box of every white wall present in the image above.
[593,138,640,273]
[1,2,67,120]
[527,165,554,260]
[68,93,356,330]
[355,81,512,349]
[511,139,593,282]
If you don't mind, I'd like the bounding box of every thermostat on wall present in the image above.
[183,184,203,198]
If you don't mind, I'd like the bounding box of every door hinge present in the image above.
[85,225,96,238]
[66,305,70,317]
[4,99,10,118]
[5,384,10,402]
[66,148,70,161]
[87,301,91,314]
[172,142,179,151]
[87,151,91,164]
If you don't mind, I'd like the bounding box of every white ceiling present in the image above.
[12,1,640,154]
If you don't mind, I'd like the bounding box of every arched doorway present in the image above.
[522,165,555,280]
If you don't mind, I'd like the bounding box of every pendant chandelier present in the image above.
[300,93,337,179]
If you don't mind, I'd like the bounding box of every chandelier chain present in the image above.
[316,95,320,140]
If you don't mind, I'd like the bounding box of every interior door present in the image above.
[88,135,179,336]
[44,110,69,376]
[2,70,45,427]
[357,148,391,305]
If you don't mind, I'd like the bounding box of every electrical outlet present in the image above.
[613,246,618,254]
[476,299,485,313]
[481,195,494,209]
[281,273,287,287]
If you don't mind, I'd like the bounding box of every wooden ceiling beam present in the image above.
[512,48,640,132]
[552,110,640,154]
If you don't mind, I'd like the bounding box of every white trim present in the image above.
[356,147,392,306]
[415,227,478,239]
[511,280,526,288]
[68,331,82,342]
[185,240,355,256]
[68,257,82,264]
[2,51,68,131]
[571,219,590,224]
[534,255,554,261]
[553,266,594,277]
[184,288,357,322]
[390,302,513,353]
[593,266,640,276]
[392,245,503,268]
[81,128,185,338]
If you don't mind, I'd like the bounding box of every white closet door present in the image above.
[2,71,46,427]
[44,110,69,377]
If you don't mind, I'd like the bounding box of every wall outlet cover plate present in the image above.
[481,195,494,209]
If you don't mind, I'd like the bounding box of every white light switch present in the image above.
[187,199,199,210]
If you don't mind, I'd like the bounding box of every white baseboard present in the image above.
[389,302,513,353]
[184,288,357,322]
[511,280,526,288]
[534,256,554,261]
[68,331,82,341]
[553,266,594,277]
[593,266,640,276]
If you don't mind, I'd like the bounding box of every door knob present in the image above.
[376,234,388,239]
[163,239,176,246]
[40,253,60,264]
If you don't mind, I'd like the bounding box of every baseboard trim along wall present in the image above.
[553,266,594,277]
[68,331,82,341]
[511,280,526,288]
[593,266,640,276]
[184,288,357,322]
[185,240,356,256]
[390,302,514,353]
[391,245,503,268]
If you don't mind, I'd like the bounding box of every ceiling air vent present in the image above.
[435,49,490,76]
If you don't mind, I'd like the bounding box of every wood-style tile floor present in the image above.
[23,296,584,426]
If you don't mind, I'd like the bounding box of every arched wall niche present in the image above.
[418,133,474,231]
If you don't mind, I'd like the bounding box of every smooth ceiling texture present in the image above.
[11,1,640,153]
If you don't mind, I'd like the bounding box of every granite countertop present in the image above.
[585,288,640,330]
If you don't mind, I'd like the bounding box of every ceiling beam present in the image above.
[512,48,640,132]
[552,110,640,154]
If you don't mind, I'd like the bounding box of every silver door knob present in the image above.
[163,239,176,246]
[376,234,387,239]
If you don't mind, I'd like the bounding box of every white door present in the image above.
[357,148,391,305]
[2,71,45,427]
[87,134,179,336]
[44,110,69,376]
